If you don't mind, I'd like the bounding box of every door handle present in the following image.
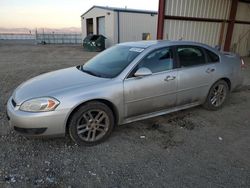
[206,68,215,73]
[164,75,176,82]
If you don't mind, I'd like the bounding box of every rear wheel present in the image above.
[203,80,229,110]
[68,102,114,146]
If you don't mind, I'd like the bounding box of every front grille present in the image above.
[11,99,17,107]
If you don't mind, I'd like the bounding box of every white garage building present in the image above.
[81,6,158,47]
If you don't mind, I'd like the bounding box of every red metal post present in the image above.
[218,22,226,47]
[157,0,166,40]
[224,0,239,51]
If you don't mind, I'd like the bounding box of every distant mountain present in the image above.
[36,27,81,34]
[0,27,81,34]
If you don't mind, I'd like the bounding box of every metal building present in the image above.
[81,6,158,47]
[157,0,250,56]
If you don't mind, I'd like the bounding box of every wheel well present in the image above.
[220,78,231,91]
[65,99,119,134]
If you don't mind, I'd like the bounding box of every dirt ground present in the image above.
[0,42,250,188]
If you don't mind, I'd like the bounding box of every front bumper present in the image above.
[7,98,69,137]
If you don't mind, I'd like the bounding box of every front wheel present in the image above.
[68,102,115,146]
[203,80,229,110]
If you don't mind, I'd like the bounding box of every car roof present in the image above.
[119,40,162,48]
[119,40,218,52]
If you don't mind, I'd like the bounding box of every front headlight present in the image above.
[20,97,60,112]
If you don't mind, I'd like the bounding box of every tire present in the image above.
[203,80,229,110]
[68,101,115,146]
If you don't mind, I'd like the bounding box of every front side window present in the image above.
[79,45,143,78]
[177,46,206,67]
[137,48,174,73]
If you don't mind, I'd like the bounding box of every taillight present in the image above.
[241,58,246,69]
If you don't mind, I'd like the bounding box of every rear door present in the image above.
[175,45,216,106]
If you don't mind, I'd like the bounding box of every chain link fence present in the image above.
[0,32,82,44]
[35,32,82,44]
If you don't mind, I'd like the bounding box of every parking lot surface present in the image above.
[0,42,250,187]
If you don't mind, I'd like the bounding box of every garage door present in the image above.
[97,17,105,36]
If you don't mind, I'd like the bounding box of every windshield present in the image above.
[79,45,144,78]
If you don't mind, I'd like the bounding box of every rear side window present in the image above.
[205,49,220,63]
[177,46,206,67]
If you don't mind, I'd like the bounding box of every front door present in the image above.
[123,47,178,118]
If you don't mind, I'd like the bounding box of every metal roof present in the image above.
[81,5,157,17]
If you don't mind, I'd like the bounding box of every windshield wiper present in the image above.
[81,68,99,77]
[77,66,110,78]
[81,67,110,78]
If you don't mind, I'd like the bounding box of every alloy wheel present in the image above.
[210,84,227,107]
[76,110,109,142]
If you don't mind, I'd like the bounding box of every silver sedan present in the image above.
[7,41,244,145]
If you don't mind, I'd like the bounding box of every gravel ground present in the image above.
[0,42,250,188]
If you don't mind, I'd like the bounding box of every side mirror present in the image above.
[134,67,152,77]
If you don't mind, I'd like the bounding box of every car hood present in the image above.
[12,67,108,105]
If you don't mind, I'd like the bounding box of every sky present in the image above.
[0,0,158,28]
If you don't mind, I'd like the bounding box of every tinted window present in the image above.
[177,46,206,67]
[80,45,143,78]
[138,48,174,73]
[206,49,219,63]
